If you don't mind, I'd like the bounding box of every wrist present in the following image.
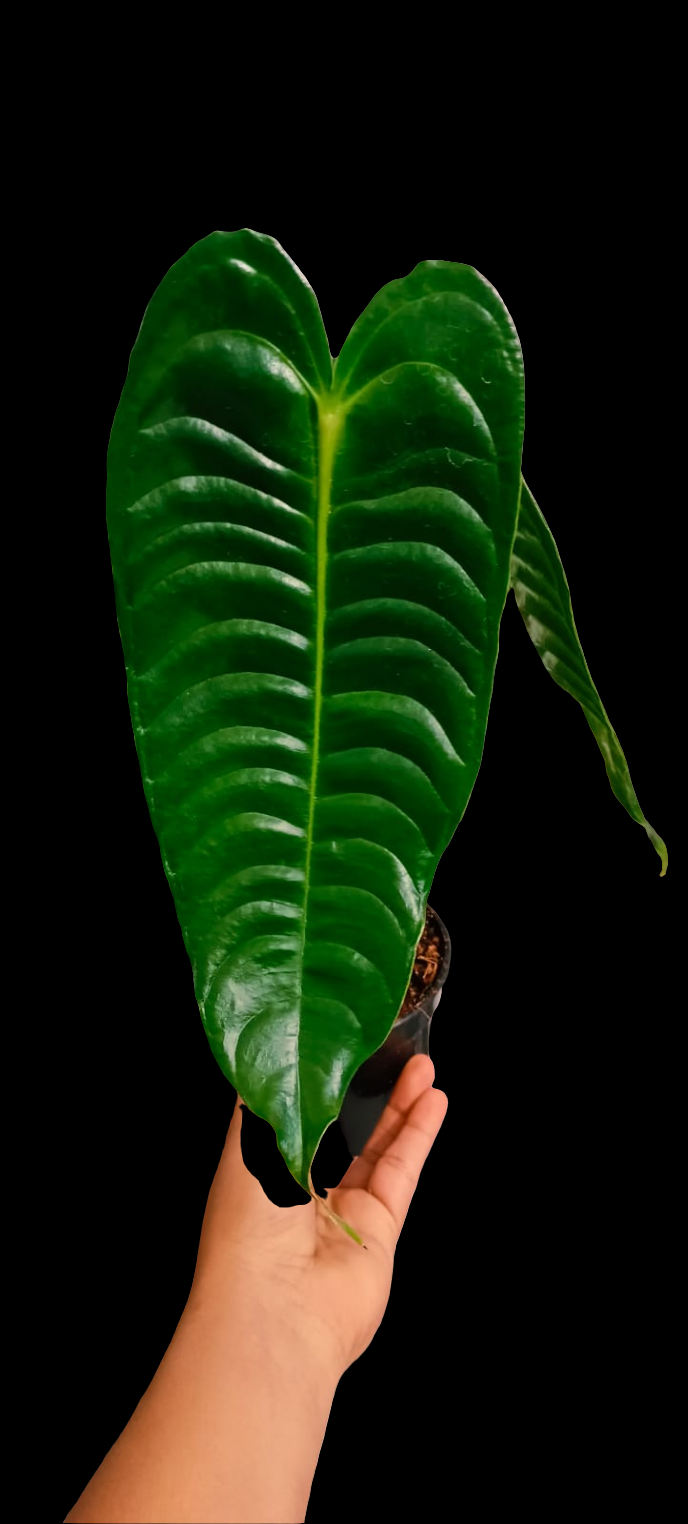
[185,1263,343,1401]
[67,1274,339,1524]
[169,1281,339,1522]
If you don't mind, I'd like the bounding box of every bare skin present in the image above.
[65,1054,448,1523]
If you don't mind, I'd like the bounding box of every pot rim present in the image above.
[394,901,451,1027]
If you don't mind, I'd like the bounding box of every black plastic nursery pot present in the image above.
[338,904,451,1159]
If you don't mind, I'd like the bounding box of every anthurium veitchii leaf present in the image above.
[106,230,525,1236]
[511,478,667,875]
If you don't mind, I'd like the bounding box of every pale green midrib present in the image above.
[331,359,455,415]
[298,400,344,1180]
[302,405,342,914]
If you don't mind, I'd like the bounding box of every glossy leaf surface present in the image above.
[106,231,525,1206]
[511,479,667,874]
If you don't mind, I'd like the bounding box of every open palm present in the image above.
[191,1054,448,1380]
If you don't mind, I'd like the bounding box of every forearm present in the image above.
[65,1281,340,1524]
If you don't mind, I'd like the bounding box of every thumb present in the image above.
[213,1093,307,1230]
[208,1091,261,1208]
[194,1094,266,1272]
[225,1090,245,1149]
[220,1091,259,1184]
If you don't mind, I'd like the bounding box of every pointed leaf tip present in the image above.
[313,1190,367,1247]
[644,821,668,876]
[308,1169,366,1246]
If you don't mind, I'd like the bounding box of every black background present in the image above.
[52,138,679,1521]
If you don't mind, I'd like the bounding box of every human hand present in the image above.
[189,1055,448,1384]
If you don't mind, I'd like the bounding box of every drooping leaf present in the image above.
[511,478,667,875]
[106,231,525,1223]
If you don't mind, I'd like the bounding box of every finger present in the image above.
[214,1094,315,1238]
[226,1091,244,1145]
[213,1093,276,1216]
[336,1054,436,1192]
[364,1084,448,1249]
[212,1091,251,1183]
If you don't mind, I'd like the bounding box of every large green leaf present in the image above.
[511,478,667,875]
[106,230,525,1231]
